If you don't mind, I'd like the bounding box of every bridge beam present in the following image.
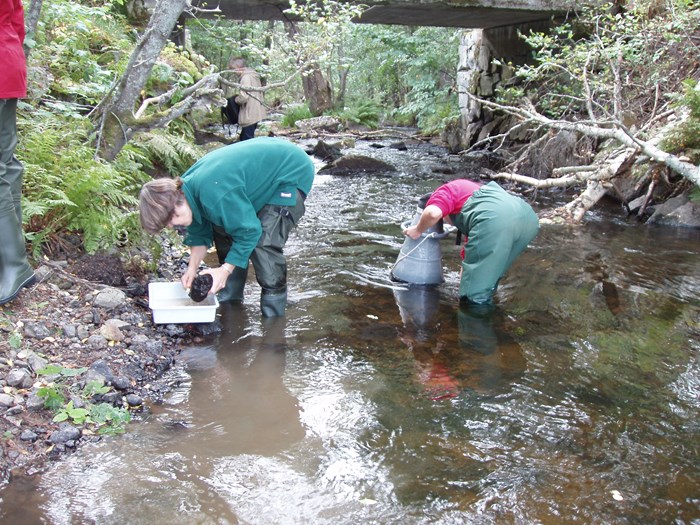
[188,0,572,29]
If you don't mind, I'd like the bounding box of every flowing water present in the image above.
[2,139,699,524]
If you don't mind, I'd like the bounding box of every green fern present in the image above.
[335,100,382,129]
[281,104,313,128]
[130,128,202,177]
[17,109,151,256]
[662,79,700,163]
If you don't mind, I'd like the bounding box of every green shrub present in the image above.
[662,79,700,163]
[334,100,382,129]
[33,0,133,105]
[36,365,131,435]
[281,104,313,128]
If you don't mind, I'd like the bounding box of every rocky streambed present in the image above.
[0,248,214,485]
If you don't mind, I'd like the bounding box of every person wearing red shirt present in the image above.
[0,0,35,305]
[404,179,539,305]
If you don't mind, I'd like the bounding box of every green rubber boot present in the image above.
[0,208,35,305]
[217,265,248,303]
[260,291,287,318]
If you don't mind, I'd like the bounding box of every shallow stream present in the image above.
[1,139,699,524]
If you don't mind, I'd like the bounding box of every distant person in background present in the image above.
[226,57,266,141]
[404,179,539,305]
[0,0,35,305]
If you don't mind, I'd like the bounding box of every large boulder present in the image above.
[295,116,342,133]
[646,192,700,228]
[318,155,396,176]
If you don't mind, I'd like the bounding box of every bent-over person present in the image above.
[139,137,315,317]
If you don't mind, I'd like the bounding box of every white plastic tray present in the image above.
[148,281,219,324]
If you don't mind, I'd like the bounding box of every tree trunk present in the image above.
[285,20,334,115]
[335,41,348,108]
[301,63,333,115]
[97,0,188,161]
[24,0,43,57]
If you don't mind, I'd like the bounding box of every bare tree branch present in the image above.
[464,91,700,186]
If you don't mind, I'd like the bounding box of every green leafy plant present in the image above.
[83,380,111,398]
[53,401,90,425]
[7,331,23,350]
[342,25,459,134]
[335,100,382,129]
[37,365,88,378]
[663,79,700,162]
[18,109,150,257]
[33,0,133,105]
[36,384,66,411]
[35,366,131,434]
[89,403,131,435]
[130,126,203,178]
[281,104,313,128]
[505,1,700,125]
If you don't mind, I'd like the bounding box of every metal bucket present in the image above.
[391,211,450,285]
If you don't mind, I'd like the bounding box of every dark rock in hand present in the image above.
[189,274,213,303]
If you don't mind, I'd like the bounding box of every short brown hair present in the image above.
[139,177,185,234]
[228,57,246,70]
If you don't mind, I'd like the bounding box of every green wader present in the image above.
[213,190,306,317]
[0,98,35,305]
[453,181,539,305]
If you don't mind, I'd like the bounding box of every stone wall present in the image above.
[445,21,552,152]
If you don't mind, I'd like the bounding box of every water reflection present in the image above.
[393,286,526,400]
[393,285,441,338]
[173,303,304,457]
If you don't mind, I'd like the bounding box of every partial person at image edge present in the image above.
[403,179,539,305]
[0,0,36,305]
[138,137,314,318]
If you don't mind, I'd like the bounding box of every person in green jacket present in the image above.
[139,137,315,317]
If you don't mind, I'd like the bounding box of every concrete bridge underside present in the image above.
[189,0,571,29]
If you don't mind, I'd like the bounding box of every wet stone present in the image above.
[49,424,81,444]
[189,274,213,303]
[26,394,45,411]
[125,394,143,407]
[99,392,121,406]
[61,323,77,338]
[25,352,48,373]
[6,369,32,389]
[87,334,108,349]
[111,376,130,391]
[23,322,51,339]
[0,394,15,408]
[19,430,37,443]
[6,406,23,416]
[88,360,115,383]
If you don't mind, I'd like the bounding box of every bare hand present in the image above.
[403,225,422,240]
[200,267,230,294]
[181,268,198,290]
